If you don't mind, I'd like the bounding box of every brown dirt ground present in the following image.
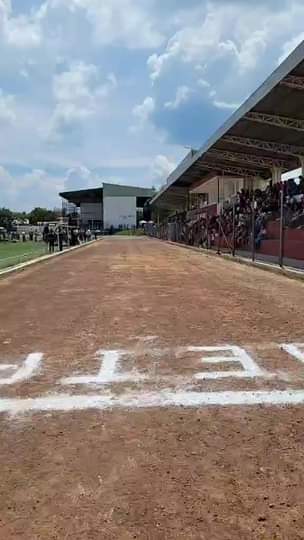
[1,237,304,539]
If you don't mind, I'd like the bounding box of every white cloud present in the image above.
[279,32,304,64]
[0,89,15,124]
[0,0,41,48]
[133,96,155,122]
[46,61,117,142]
[39,0,163,50]
[53,61,98,103]
[130,96,155,132]
[147,52,169,83]
[63,166,99,191]
[213,100,240,110]
[147,6,223,81]
[197,78,210,89]
[147,2,304,83]
[165,86,191,110]
[0,166,62,211]
[20,68,29,79]
[151,154,176,184]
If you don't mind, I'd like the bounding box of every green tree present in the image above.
[28,207,57,225]
[0,207,13,229]
[13,211,29,222]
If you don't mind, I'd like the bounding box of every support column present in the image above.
[217,175,221,255]
[251,178,256,262]
[272,166,282,184]
[232,200,236,257]
[187,191,191,211]
[299,156,304,176]
[279,184,285,268]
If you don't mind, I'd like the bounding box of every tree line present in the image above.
[0,207,60,229]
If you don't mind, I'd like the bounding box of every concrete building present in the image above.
[60,183,155,230]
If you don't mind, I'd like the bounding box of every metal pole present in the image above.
[187,191,191,211]
[217,175,221,255]
[251,190,255,262]
[232,200,236,257]
[279,184,284,267]
[217,176,220,205]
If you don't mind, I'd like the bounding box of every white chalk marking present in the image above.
[61,350,146,386]
[1,390,304,416]
[0,353,43,385]
[187,346,264,380]
[281,343,304,364]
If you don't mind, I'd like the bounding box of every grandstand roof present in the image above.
[151,40,304,208]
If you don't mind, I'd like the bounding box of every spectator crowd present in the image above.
[153,176,304,252]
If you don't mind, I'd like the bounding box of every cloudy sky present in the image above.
[0,0,303,210]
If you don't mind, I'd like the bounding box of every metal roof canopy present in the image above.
[60,184,155,206]
[151,40,304,207]
[102,183,155,199]
[60,187,103,206]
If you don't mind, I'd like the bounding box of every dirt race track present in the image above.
[2,237,304,539]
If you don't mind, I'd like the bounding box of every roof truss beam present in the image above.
[221,135,304,158]
[206,149,291,170]
[196,162,265,178]
[245,111,304,131]
[280,75,304,90]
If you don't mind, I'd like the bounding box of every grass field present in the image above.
[0,241,48,270]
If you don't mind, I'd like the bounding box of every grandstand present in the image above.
[149,40,304,267]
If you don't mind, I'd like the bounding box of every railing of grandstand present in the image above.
[147,178,304,271]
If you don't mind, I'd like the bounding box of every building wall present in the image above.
[191,175,269,206]
[80,203,103,226]
[103,196,137,229]
[191,176,244,204]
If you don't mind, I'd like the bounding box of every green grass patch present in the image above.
[0,241,48,270]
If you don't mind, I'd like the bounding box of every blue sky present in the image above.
[0,0,304,210]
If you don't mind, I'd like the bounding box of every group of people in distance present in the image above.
[156,177,304,251]
[43,225,97,253]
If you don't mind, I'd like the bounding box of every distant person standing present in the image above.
[48,229,56,253]
[86,229,91,242]
[58,228,64,252]
[43,224,49,244]
[71,228,79,246]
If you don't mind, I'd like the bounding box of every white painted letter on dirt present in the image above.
[61,349,146,386]
[187,346,264,380]
[0,353,43,385]
[281,343,304,364]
